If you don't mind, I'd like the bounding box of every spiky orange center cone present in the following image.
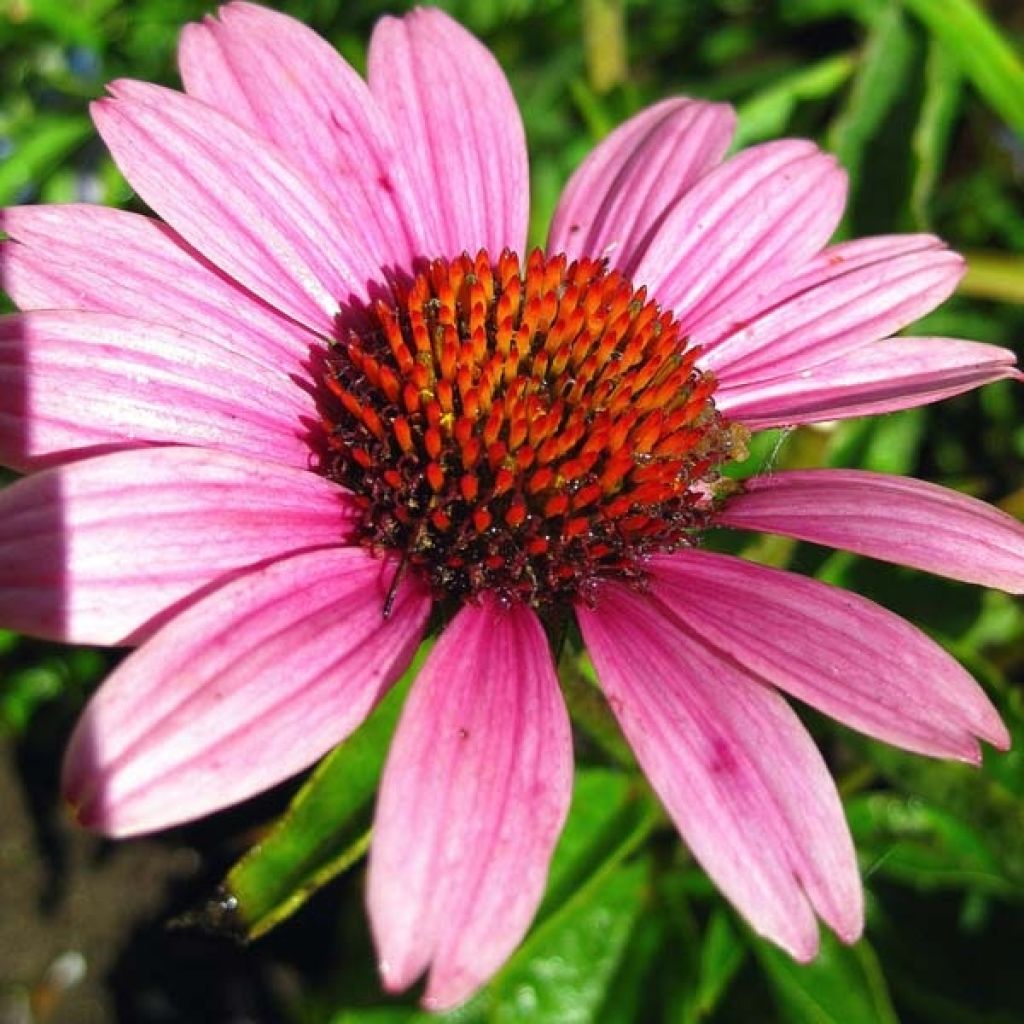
[322,248,748,608]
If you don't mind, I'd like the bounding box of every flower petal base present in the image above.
[324,248,747,608]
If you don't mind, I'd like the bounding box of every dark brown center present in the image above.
[321,248,746,609]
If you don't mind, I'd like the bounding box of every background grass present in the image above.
[1,1,1023,1021]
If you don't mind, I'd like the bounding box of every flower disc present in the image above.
[323,248,746,607]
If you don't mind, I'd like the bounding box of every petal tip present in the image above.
[987,720,1012,753]
[376,955,422,999]
[422,969,479,1014]
[831,903,865,947]
[783,928,820,965]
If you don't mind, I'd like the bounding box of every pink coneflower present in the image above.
[1,1,1022,1010]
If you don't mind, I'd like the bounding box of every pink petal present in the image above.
[368,8,529,259]
[717,337,1021,429]
[92,82,379,334]
[0,447,358,645]
[62,547,431,837]
[179,2,427,270]
[718,469,1024,594]
[1,204,317,369]
[578,581,862,959]
[648,550,1009,761]
[634,141,846,333]
[547,98,735,276]
[700,237,963,384]
[368,596,572,1010]
[0,311,314,472]
[693,233,952,350]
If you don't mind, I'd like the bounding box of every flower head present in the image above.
[1,1,1023,1011]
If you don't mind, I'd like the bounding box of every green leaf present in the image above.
[756,932,899,1024]
[733,53,856,150]
[855,730,1024,891]
[485,857,650,1023]
[477,771,658,1022]
[225,642,432,939]
[322,768,660,1024]
[535,769,660,926]
[903,0,1024,137]
[910,41,962,228]
[685,909,747,1022]
[825,409,926,475]
[849,793,1019,895]
[0,115,91,204]
[826,5,918,233]
[594,904,691,1024]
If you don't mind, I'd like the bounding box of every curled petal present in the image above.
[701,237,963,383]
[63,547,431,837]
[578,581,862,960]
[635,141,846,333]
[548,98,735,276]
[694,233,954,351]
[648,550,1009,761]
[0,447,358,645]
[717,337,1021,429]
[719,469,1024,593]
[369,596,572,1010]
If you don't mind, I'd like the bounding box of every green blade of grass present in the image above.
[904,0,1024,136]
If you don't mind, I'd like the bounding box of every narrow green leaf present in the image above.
[733,53,856,149]
[826,5,917,231]
[557,645,635,768]
[225,642,432,939]
[910,41,962,228]
[756,933,899,1024]
[686,910,747,1021]
[595,908,686,1024]
[904,0,1024,136]
[535,769,660,925]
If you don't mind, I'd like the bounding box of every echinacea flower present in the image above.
[1,1,1023,1010]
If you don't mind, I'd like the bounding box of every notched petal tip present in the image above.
[376,958,410,996]
[786,931,821,965]
[986,718,1012,753]
[838,923,865,947]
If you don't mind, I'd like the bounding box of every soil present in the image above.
[0,717,334,1024]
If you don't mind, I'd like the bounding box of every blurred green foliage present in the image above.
[2,0,1024,1022]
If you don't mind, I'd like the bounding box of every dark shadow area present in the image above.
[873,881,1024,1024]
[2,710,356,1024]
[12,673,85,915]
